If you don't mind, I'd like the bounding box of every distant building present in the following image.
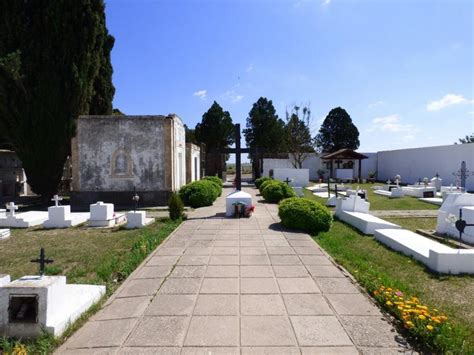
[186,143,201,183]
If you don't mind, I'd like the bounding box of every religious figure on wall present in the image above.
[111,148,133,178]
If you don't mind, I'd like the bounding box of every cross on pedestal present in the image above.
[6,202,18,217]
[452,161,470,190]
[51,195,63,207]
[455,208,474,248]
[31,248,54,276]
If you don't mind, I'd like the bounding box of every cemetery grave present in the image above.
[0,202,48,228]
[43,195,90,229]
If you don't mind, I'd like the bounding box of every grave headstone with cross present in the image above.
[31,248,54,277]
[51,195,63,207]
[6,202,18,218]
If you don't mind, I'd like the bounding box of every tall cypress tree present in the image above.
[315,107,360,153]
[0,0,115,199]
[243,97,286,178]
[195,101,235,178]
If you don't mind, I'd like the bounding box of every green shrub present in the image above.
[179,180,218,208]
[255,176,271,189]
[168,192,184,220]
[203,176,223,196]
[259,178,274,193]
[261,180,296,203]
[278,197,332,234]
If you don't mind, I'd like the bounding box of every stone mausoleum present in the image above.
[71,114,192,208]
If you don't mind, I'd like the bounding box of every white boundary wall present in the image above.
[377,144,474,190]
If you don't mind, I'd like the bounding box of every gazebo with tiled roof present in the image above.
[321,148,368,180]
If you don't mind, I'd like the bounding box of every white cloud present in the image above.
[193,89,207,100]
[368,114,413,133]
[426,94,468,111]
[368,100,384,109]
[222,90,244,103]
[246,64,254,72]
[322,0,331,5]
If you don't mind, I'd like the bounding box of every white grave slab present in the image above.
[418,197,443,206]
[226,190,252,217]
[126,211,155,229]
[0,209,48,228]
[0,275,105,338]
[273,168,309,187]
[0,275,10,287]
[431,176,442,191]
[88,202,126,227]
[0,229,11,240]
[306,184,328,193]
[337,211,401,235]
[374,188,404,198]
[374,229,474,274]
[0,209,5,219]
[402,186,437,198]
[437,193,474,244]
[43,205,89,229]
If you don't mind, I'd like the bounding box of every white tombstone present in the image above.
[336,194,370,215]
[292,187,304,197]
[126,211,155,229]
[89,201,125,227]
[226,190,253,217]
[431,176,443,192]
[43,205,89,229]
[0,275,105,338]
[0,229,11,240]
[0,275,10,287]
[437,193,474,244]
[0,202,48,228]
[0,209,6,219]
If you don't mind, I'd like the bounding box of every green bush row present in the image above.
[255,176,272,190]
[278,197,332,235]
[261,180,296,203]
[202,176,223,196]
[179,179,220,208]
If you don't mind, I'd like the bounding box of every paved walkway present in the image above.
[58,187,413,354]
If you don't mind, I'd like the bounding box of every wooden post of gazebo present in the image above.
[321,149,368,181]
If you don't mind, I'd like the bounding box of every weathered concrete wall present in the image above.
[0,150,30,197]
[71,115,185,207]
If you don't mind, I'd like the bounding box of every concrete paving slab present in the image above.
[184,316,239,346]
[193,295,239,315]
[241,316,297,346]
[290,316,353,346]
[241,294,286,315]
[145,294,196,316]
[283,294,333,315]
[125,316,188,347]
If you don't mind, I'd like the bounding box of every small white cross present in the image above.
[6,202,18,217]
[51,195,63,207]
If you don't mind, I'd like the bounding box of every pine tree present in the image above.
[315,107,360,153]
[0,0,115,199]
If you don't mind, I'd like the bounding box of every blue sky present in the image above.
[106,0,473,154]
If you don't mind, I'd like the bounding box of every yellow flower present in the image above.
[397,306,404,311]
[386,301,393,306]
[406,321,414,327]
[418,315,426,320]
[426,325,434,331]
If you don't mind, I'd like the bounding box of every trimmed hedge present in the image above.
[278,197,332,235]
[202,176,223,196]
[259,178,275,194]
[255,176,272,190]
[261,180,296,203]
[179,180,218,208]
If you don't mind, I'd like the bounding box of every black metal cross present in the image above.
[284,177,291,185]
[455,208,474,247]
[31,248,54,276]
[435,172,440,179]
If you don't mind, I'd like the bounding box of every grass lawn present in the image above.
[306,182,439,211]
[384,217,437,232]
[314,220,474,353]
[0,218,181,353]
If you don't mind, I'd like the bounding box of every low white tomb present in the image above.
[437,193,474,244]
[375,229,474,274]
[0,203,48,228]
[402,186,437,198]
[374,187,404,198]
[0,275,105,338]
[273,168,309,187]
[226,190,252,217]
[0,209,5,218]
[88,201,126,227]
[43,195,89,229]
[126,211,155,229]
[0,229,11,240]
[335,195,401,235]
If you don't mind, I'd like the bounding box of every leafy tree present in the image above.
[315,107,360,153]
[0,0,114,200]
[195,101,235,177]
[243,97,286,178]
[184,124,197,144]
[456,133,474,144]
[285,105,315,168]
